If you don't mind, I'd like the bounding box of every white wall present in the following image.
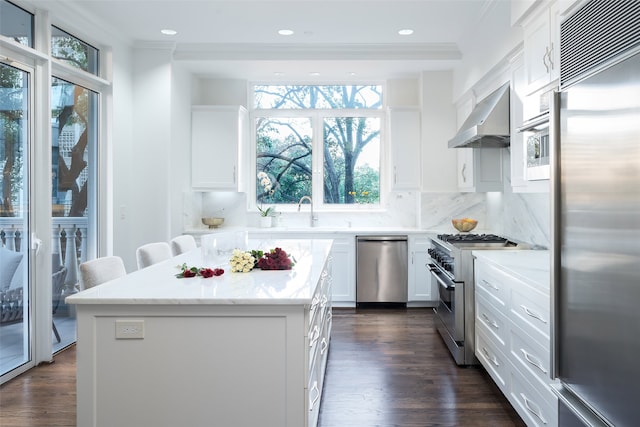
[123,46,174,270]
[452,0,523,102]
[110,44,135,270]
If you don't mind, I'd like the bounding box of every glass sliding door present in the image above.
[50,78,97,352]
[0,62,32,379]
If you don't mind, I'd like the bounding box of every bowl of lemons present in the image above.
[202,217,224,229]
[452,218,478,232]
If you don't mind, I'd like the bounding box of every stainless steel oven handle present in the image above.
[428,264,455,291]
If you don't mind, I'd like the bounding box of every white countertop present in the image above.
[472,249,550,289]
[67,239,333,305]
[187,225,430,236]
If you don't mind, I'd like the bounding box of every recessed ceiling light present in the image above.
[348,72,357,76]
[274,72,284,76]
[160,29,177,36]
[278,29,294,36]
[398,29,414,36]
[309,72,320,76]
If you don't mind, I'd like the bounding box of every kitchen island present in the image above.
[67,239,333,427]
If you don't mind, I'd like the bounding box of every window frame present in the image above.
[249,82,388,214]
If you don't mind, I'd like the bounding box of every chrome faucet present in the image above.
[297,196,318,227]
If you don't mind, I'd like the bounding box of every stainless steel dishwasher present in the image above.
[356,235,408,304]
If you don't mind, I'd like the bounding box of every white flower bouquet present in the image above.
[229,249,256,273]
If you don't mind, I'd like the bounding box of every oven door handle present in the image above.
[428,264,456,291]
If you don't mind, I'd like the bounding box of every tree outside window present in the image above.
[254,85,382,209]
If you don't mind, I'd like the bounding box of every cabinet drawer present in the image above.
[476,292,509,350]
[475,260,510,307]
[509,282,550,345]
[509,364,558,427]
[476,328,510,393]
[509,323,556,398]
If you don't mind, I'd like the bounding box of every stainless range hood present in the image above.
[448,82,510,148]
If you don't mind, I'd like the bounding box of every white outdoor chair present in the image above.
[79,256,127,291]
[170,235,197,256]
[136,242,172,270]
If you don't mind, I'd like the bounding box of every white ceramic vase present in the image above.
[259,216,272,228]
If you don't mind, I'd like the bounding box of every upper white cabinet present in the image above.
[522,1,560,94]
[457,148,504,192]
[191,105,248,191]
[389,107,421,190]
[455,98,503,193]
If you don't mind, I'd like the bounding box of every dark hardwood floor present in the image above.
[318,308,525,427]
[0,308,524,427]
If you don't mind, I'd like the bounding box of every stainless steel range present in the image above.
[429,233,521,365]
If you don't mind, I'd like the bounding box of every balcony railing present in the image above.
[0,217,89,288]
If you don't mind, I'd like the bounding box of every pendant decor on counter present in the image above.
[259,216,272,228]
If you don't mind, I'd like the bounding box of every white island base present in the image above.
[69,239,333,427]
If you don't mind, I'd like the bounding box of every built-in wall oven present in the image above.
[429,234,522,365]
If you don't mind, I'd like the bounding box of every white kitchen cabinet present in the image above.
[474,252,558,427]
[408,236,435,305]
[389,107,421,190]
[191,105,247,191]
[522,1,560,95]
[454,96,504,193]
[510,52,549,193]
[457,147,504,192]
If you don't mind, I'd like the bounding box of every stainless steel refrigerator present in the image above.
[552,2,640,426]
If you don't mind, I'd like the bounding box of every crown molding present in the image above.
[172,43,461,61]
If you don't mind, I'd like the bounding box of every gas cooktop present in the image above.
[437,233,508,243]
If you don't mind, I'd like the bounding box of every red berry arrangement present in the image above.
[256,247,295,270]
[176,263,224,278]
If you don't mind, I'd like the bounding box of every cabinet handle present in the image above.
[520,305,547,324]
[481,313,499,329]
[320,295,328,308]
[482,279,499,291]
[310,296,320,314]
[521,349,548,374]
[547,42,554,70]
[481,347,499,367]
[542,46,550,73]
[309,325,320,347]
[394,165,397,184]
[461,163,467,183]
[309,381,320,411]
[320,337,328,355]
[232,165,236,184]
[521,393,547,424]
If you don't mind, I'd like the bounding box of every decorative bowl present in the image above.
[202,217,224,229]
[452,218,478,232]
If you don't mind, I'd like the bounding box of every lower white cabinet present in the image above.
[408,236,436,305]
[306,258,333,427]
[474,253,558,427]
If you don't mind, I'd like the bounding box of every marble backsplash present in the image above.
[420,191,550,248]
[185,188,550,248]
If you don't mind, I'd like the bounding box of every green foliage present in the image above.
[255,85,381,206]
[0,64,27,216]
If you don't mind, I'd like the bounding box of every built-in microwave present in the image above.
[518,88,553,181]
[518,113,550,180]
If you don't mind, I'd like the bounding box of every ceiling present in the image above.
[51,0,495,80]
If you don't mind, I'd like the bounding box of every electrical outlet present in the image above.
[115,320,144,339]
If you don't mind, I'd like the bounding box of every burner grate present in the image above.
[437,233,508,243]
